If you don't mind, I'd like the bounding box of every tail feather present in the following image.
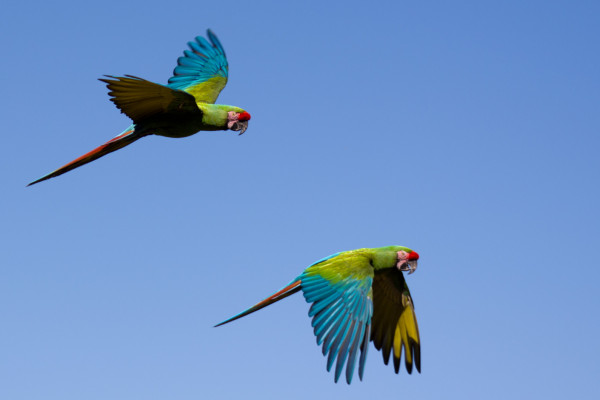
[28,127,144,186]
[215,279,302,327]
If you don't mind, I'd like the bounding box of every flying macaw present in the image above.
[216,246,421,384]
[28,30,250,186]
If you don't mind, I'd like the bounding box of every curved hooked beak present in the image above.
[229,120,249,135]
[227,111,251,135]
[397,250,419,274]
[399,259,418,275]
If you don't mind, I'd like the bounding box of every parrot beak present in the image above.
[230,120,249,135]
[398,260,418,274]
[397,250,419,274]
[406,260,418,274]
[227,111,250,135]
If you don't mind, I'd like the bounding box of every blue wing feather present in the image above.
[322,310,350,356]
[358,322,371,380]
[345,321,364,382]
[167,30,229,103]
[300,260,373,384]
[335,320,358,382]
[314,300,346,345]
[306,289,338,310]
[312,298,342,329]
[308,291,341,316]
[207,30,225,52]
[323,296,358,358]
[327,317,351,373]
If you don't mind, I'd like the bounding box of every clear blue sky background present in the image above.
[2,0,599,399]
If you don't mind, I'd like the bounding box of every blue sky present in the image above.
[2,0,599,398]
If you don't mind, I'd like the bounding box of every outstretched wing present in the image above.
[100,75,202,123]
[300,252,374,384]
[168,30,228,104]
[371,268,421,374]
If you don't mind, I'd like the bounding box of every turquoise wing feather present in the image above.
[214,247,421,383]
[168,30,228,104]
[300,252,374,384]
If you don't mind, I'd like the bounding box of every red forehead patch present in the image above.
[408,251,419,260]
[238,111,251,121]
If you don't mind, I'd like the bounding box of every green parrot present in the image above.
[217,246,421,384]
[28,30,250,186]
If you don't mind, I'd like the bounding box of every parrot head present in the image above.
[227,111,251,135]
[397,250,419,274]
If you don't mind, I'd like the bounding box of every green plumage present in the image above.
[217,245,421,384]
[100,76,246,137]
[27,30,249,186]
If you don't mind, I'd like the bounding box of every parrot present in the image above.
[28,30,250,186]
[216,246,421,384]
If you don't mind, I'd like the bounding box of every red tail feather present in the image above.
[28,128,143,186]
[215,279,302,327]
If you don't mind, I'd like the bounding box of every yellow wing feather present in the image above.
[371,268,421,374]
[185,76,228,104]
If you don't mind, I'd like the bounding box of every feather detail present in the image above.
[168,29,229,104]
[357,322,371,380]
[371,268,421,375]
[27,126,144,186]
[300,251,375,383]
[214,280,301,327]
[213,246,420,384]
[99,75,201,123]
